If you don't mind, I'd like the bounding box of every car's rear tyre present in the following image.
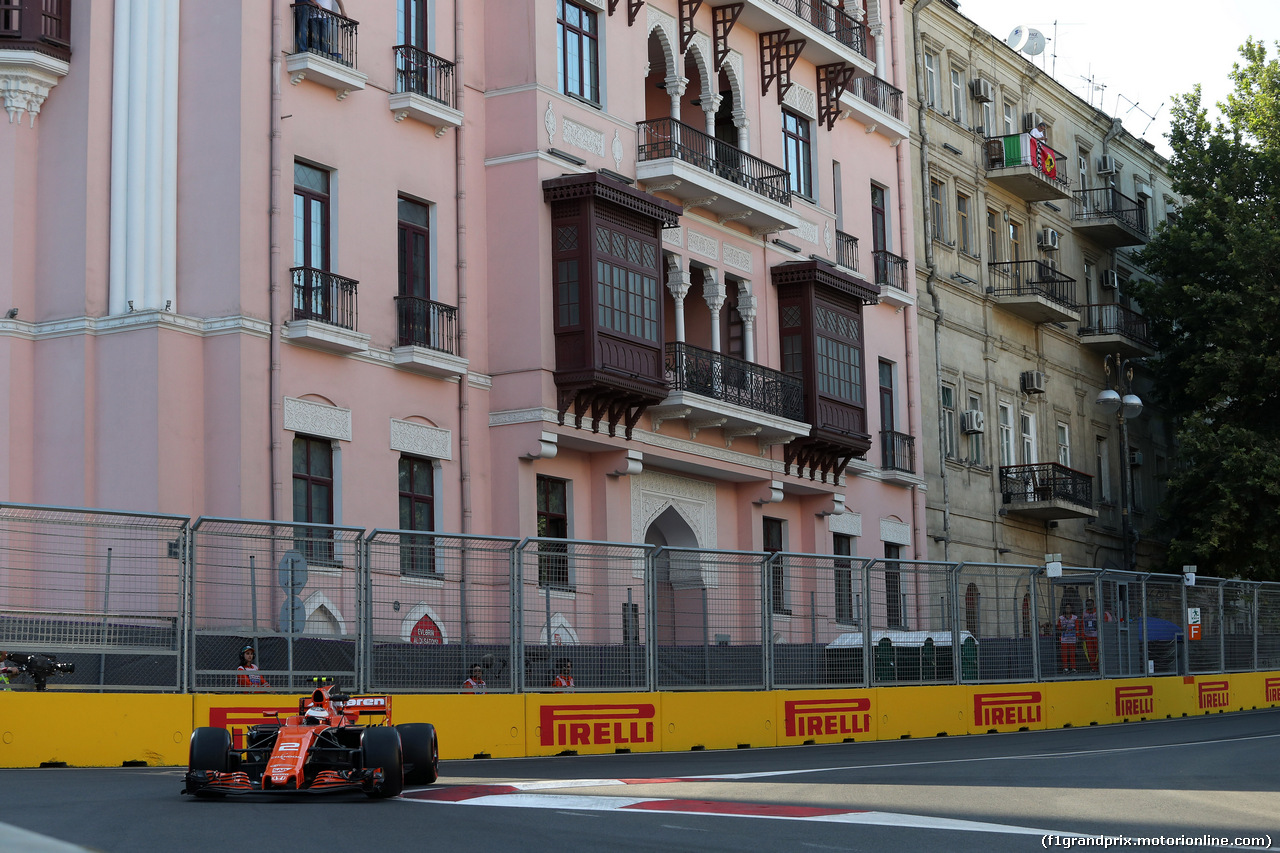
[397,723,439,786]
[361,726,404,798]
[189,727,231,772]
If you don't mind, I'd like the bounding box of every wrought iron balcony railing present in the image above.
[395,294,459,354]
[292,267,358,330]
[1000,462,1093,508]
[984,133,1071,194]
[393,44,455,107]
[0,0,71,61]
[880,430,915,474]
[836,230,859,271]
[1079,303,1154,347]
[665,342,804,422]
[850,75,903,120]
[1074,187,1148,235]
[771,0,869,58]
[291,2,358,68]
[987,259,1078,309]
[637,117,792,207]
[873,249,908,291]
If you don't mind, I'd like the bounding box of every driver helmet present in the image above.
[305,705,328,724]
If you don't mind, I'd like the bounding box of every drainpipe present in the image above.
[910,0,948,561]
[890,0,923,570]
[268,0,284,522]
[454,0,470,538]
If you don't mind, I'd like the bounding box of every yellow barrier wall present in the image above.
[2,673,1278,768]
[0,693,191,767]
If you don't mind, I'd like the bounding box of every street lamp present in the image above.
[1095,353,1142,572]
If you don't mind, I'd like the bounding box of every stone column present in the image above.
[665,255,691,343]
[702,268,726,353]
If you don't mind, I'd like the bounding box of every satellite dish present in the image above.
[1006,25,1047,56]
[1006,25,1030,52]
[1024,29,1047,56]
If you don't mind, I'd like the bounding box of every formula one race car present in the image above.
[182,678,438,798]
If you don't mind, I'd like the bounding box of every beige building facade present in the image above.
[905,0,1175,574]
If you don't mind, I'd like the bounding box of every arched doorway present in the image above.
[645,505,703,644]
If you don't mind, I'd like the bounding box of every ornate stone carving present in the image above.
[829,511,862,537]
[880,517,911,545]
[612,130,624,169]
[687,230,718,260]
[631,470,718,548]
[663,226,684,247]
[783,82,817,119]
[283,397,352,442]
[544,101,556,145]
[721,243,752,273]
[390,419,453,460]
[563,117,606,157]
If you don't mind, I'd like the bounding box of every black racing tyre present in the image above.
[189,727,231,772]
[397,723,439,786]
[360,726,404,799]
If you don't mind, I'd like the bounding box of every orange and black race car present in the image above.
[182,678,438,799]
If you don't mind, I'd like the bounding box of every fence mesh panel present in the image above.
[1186,580,1224,674]
[1141,575,1186,675]
[1260,586,1280,670]
[516,540,651,692]
[866,560,959,686]
[190,519,364,693]
[0,504,187,691]
[1223,581,1258,672]
[771,553,872,688]
[365,532,517,693]
[652,548,765,690]
[954,563,1037,683]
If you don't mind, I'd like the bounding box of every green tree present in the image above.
[1131,39,1280,582]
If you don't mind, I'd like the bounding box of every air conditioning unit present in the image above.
[1129,450,1144,467]
[1020,370,1047,394]
[1101,270,1119,290]
[1038,228,1060,251]
[1097,155,1119,175]
[972,124,986,137]
[1133,177,1153,198]
[1022,111,1044,132]
[960,410,986,435]
[970,78,994,103]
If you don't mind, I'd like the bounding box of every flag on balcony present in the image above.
[995,134,1058,179]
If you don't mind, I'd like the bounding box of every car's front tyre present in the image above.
[360,726,404,799]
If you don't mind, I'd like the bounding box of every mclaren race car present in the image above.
[182,678,438,798]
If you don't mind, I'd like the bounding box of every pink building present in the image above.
[1,1,920,656]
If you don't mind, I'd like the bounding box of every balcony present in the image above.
[285,267,369,354]
[650,342,809,445]
[286,3,367,99]
[873,249,913,309]
[0,0,71,125]
[839,75,910,142]
[391,295,468,379]
[1000,463,1097,521]
[733,0,875,71]
[880,430,917,485]
[1078,303,1156,358]
[835,230,858,272]
[0,0,71,61]
[636,117,803,232]
[986,260,1079,324]
[388,44,462,132]
[983,133,1072,202]
[1073,187,1149,248]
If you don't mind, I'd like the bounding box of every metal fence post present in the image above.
[1029,566,1041,682]
[762,552,776,690]
[512,539,526,694]
[862,558,876,687]
[949,562,963,684]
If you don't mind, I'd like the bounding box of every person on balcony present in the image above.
[298,0,340,57]
[1030,121,1047,141]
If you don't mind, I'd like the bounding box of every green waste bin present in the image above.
[960,636,978,681]
[874,636,895,682]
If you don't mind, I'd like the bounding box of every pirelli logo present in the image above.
[1198,680,1230,709]
[783,698,872,738]
[208,706,295,749]
[973,691,1042,727]
[1266,677,1280,703]
[1114,685,1154,717]
[539,703,656,747]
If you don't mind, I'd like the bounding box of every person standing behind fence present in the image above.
[1081,598,1113,673]
[463,663,486,694]
[1056,605,1079,673]
[553,658,574,691]
[237,644,269,689]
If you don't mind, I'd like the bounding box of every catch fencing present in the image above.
[1,502,1279,693]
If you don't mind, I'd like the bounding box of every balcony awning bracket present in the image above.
[713,4,744,69]
[607,0,646,26]
[679,0,704,54]
[817,63,856,131]
[760,30,806,105]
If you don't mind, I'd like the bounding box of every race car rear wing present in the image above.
[341,696,392,718]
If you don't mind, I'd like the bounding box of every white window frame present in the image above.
[949,66,966,123]
[1020,411,1037,465]
[998,403,1014,466]
[1096,436,1112,503]
[924,50,939,108]
[941,383,958,459]
[1056,421,1071,467]
[967,392,984,465]
[1002,102,1016,135]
